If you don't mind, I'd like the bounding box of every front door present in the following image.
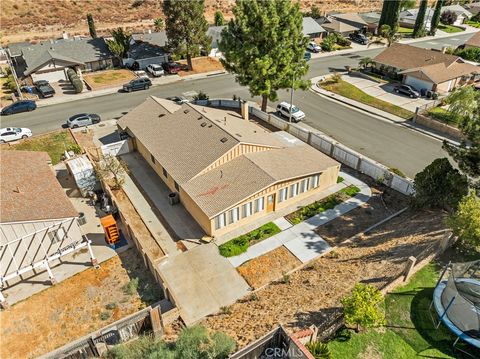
[266,194,275,213]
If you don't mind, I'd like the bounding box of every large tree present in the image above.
[413,0,428,38]
[379,0,402,31]
[429,0,445,35]
[447,191,480,254]
[163,0,211,71]
[87,14,97,38]
[219,0,310,111]
[106,28,131,60]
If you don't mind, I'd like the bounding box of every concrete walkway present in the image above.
[227,172,371,267]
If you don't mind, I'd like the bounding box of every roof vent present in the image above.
[158,113,165,118]
[208,124,213,128]
[201,122,207,127]
[184,109,189,114]
[220,137,228,143]
[197,116,203,120]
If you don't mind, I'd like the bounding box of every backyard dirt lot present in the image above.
[178,57,224,77]
[0,249,162,359]
[194,210,447,347]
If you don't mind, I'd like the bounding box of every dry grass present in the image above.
[83,69,135,90]
[177,57,224,77]
[237,246,301,289]
[0,249,162,359]
[195,210,447,347]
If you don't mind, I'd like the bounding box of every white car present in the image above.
[0,127,32,143]
[276,102,306,122]
[146,64,165,77]
[133,70,149,79]
[307,42,321,53]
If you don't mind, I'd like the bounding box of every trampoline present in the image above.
[431,260,480,357]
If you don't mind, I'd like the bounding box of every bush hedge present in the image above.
[72,78,83,93]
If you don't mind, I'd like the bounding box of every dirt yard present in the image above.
[238,246,301,289]
[193,210,447,347]
[178,57,224,77]
[0,249,163,359]
[83,69,136,91]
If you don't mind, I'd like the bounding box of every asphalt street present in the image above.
[1,33,474,177]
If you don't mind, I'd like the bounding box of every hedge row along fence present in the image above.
[66,68,83,94]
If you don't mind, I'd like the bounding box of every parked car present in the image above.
[394,84,420,98]
[162,62,182,74]
[122,78,152,92]
[0,127,32,143]
[276,101,306,122]
[307,41,321,53]
[166,96,190,105]
[349,32,369,45]
[134,70,149,79]
[33,80,56,98]
[66,113,101,128]
[146,64,165,77]
[0,100,37,115]
[303,52,312,61]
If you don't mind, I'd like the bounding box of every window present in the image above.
[48,227,66,244]
[278,188,288,203]
[300,178,309,193]
[174,181,179,191]
[290,183,299,198]
[162,167,168,178]
[310,174,320,189]
[254,197,265,213]
[215,213,226,230]
[229,207,239,224]
[150,154,155,163]
[242,202,253,218]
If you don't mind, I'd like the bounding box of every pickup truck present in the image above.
[34,80,56,98]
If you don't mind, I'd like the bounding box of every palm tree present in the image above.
[359,57,373,70]
[369,24,400,47]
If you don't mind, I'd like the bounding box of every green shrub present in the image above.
[341,185,360,197]
[100,311,111,320]
[123,277,139,295]
[336,35,351,47]
[337,176,344,183]
[389,167,406,178]
[72,78,84,93]
[305,341,332,359]
[66,68,76,80]
[106,302,118,310]
[341,283,385,331]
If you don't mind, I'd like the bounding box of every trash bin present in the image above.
[77,212,87,225]
[420,88,427,97]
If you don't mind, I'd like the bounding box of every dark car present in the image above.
[303,52,312,61]
[349,32,369,45]
[122,78,152,92]
[1,100,37,115]
[33,80,56,98]
[66,113,101,128]
[394,84,420,98]
[162,62,181,74]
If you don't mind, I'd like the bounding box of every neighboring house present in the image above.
[0,151,97,307]
[118,97,340,238]
[464,1,480,16]
[321,18,359,36]
[13,37,113,82]
[465,31,480,49]
[127,32,169,70]
[303,16,327,39]
[372,43,480,93]
[330,12,368,32]
[442,4,473,25]
[399,7,434,30]
[359,11,381,33]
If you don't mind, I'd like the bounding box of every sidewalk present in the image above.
[227,171,371,267]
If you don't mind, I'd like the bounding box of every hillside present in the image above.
[0,0,385,44]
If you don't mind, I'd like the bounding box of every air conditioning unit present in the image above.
[168,192,180,205]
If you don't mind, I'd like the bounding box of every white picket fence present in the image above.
[193,99,415,196]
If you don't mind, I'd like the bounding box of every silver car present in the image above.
[66,113,101,128]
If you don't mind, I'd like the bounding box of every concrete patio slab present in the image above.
[273,217,293,231]
[284,235,330,263]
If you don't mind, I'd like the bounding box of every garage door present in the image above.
[31,69,66,83]
[404,76,433,92]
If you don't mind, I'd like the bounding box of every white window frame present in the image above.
[290,183,299,198]
[215,213,226,230]
[300,178,309,193]
[254,197,265,213]
[242,202,253,218]
[310,174,320,189]
[229,207,239,224]
[278,188,288,203]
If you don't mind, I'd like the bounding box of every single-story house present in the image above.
[330,12,368,32]
[302,16,326,39]
[465,31,480,49]
[441,4,473,25]
[0,151,97,307]
[16,37,114,82]
[321,18,359,36]
[126,32,169,70]
[373,43,480,93]
[464,2,480,16]
[118,97,340,238]
[358,11,381,33]
[399,7,434,30]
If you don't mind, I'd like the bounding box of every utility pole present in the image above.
[288,72,295,123]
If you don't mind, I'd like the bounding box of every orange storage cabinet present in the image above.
[100,215,120,245]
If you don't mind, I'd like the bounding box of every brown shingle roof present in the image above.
[0,151,78,223]
[465,32,480,48]
[400,61,479,84]
[373,43,459,70]
[322,18,359,33]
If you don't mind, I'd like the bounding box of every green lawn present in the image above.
[427,107,458,126]
[218,222,281,257]
[321,79,414,119]
[438,24,464,33]
[1,130,80,164]
[328,264,456,358]
[397,26,414,34]
[465,20,480,28]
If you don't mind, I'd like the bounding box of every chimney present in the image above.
[241,101,249,121]
[62,32,69,40]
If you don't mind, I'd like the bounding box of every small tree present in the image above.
[359,57,372,70]
[441,10,458,25]
[87,14,97,38]
[175,325,235,359]
[455,47,480,62]
[154,18,164,32]
[447,192,480,253]
[96,155,129,190]
[193,91,209,100]
[429,0,444,35]
[214,10,225,26]
[71,78,83,93]
[106,28,132,60]
[305,341,331,359]
[341,283,385,332]
[369,24,400,47]
[321,33,337,52]
[412,158,469,210]
[306,5,322,19]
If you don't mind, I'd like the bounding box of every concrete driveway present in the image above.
[342,74,434,112]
